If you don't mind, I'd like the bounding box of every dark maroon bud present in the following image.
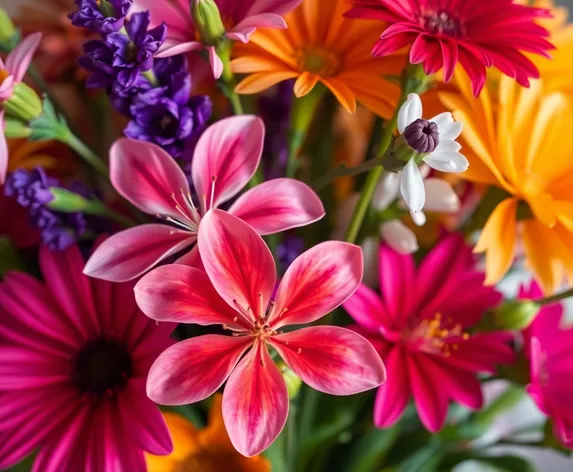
[403,119,439,153]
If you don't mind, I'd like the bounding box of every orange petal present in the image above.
[321,77,356,113]
[474,197,517,286]
[294,72,320,97]
[236,71,299,94]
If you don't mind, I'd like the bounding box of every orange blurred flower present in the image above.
[146,396,271,472]
[231,0,404,117]
[7,139,75,177]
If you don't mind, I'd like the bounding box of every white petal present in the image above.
[380,220,418,254]
[410,209,426,226]
[372,171,400,211]
[423,178,460,212]
[399,158,425,213]
[433,139,462,153]
[397,93,423,134]
[424,152,469,173]
[430,112,463,141]
[361,237,380,287]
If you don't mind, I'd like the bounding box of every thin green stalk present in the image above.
[103,207,136,227]
[538,287,573,306]
[217,41,244,115]
[286,85,326,178]
[343,63,429,244]
[286,402,297,472]
[62,130,109,179]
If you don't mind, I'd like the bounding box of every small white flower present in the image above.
[396,93,468,213]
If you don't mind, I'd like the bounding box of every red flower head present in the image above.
[346,0,554,96]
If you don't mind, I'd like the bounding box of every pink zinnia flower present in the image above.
[0,32,42,183]
[135,0,301,78]
[343,234,515,432]
[135,209,386,457]
[0,244,174,471]
[84,115,324,282]
[521,281,573,448]
[346,0,554,96]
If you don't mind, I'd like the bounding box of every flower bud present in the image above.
[47,188,106,215]
[0,9,18,49]
[278,362,302,399]
[3,116,31,138]
[98,0,117,17]
[191,0,226,45]
[2,82,43,122]
[493,300,540,331]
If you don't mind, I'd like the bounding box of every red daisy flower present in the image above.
[346,0,554,95]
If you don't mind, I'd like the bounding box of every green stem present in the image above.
[62,130,109,179]
[343,63,429,244]
[102,207,136,227]
[286,85,326,178]
[312,153,387,192]
[538,287,573,306]
[217,41,244,115]
[286,402,297,472]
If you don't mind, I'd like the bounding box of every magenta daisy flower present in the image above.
[0,244,174,471]
[343,234,516,432]
[346,0,554,96]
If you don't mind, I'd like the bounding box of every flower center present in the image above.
[73,336,133,397]
[404,313,469,357]
[403,119,440,153]
[296,47,340,77]
[0,69,10,86]
[420,11,464,38]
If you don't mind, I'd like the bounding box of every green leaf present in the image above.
[342,426,400,472]
[458,455,536,472]
[28,97,68,141]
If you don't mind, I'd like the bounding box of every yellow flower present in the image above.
[146,395,271,472]
[439,72,573,294]
[231,0,404,117]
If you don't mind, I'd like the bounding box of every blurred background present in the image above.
[1,0,573,471]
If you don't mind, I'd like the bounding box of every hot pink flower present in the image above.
[135,209,386,456]
[346,0,554,96]
[520,281,573,448]
[84,115,324,282]
[0,32,42,183]
[343,234,515,432]
[0,244,174,472]
[134,0,301,78]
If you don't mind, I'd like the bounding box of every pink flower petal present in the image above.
[198,210,276,321]
[378,244,416,327]
[84,224,195,282]
[228,178,325,235]
[408,355,449,432]
[134,264,250,330]
[146,335,251,405]
[119,383,173,455]
[270,326,386,395]
[229,13,287,43]
[268,241,363,329]
[156,41,203,58]
[39,245,99,338]
[6,32,42,82]
[110,138,195,223]
[0,75,14,101]
[222,342,288,457]
[245,0,302,15]
[207,45,224,79]
[0,112,7,184]
[343,283,390,333]
[374,347,411,428]
[428,357,483,410]
[191,116,264,212]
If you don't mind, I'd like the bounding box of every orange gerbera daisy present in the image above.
[146,396,270,472]
[231,0,404,117]
[439,72,573,294]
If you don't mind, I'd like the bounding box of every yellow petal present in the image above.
[474,197,518,285]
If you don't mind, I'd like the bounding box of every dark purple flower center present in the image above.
[73,336,132,396]
[420,11,464,38]
[403,118,439,153]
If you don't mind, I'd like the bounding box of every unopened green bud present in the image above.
[278,362,302,399]
[2,82,43,122]
[3,117,31,138]
[98,0,117,17]
[0,9,19,49]
[191,0,226,45]
[493,300,540,331]
[47,188,105,215]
